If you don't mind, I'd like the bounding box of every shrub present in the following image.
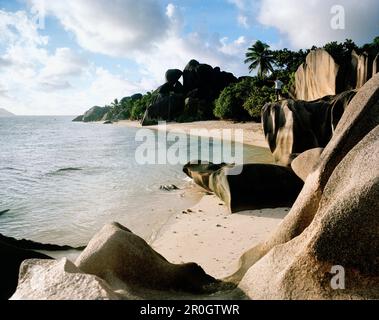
[243,86,276,120]
[214,79,253,120]
[129,91,158,120]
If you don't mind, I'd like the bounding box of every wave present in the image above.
[56,167,83,172]
[47,167,83,175]
[0,167,25,172]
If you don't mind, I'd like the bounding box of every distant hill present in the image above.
[0,108,15,117]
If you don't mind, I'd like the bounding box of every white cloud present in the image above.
[1,2,254,115]
[38,47,89,89]
[29,0,169,57]
[0,9,149,115]
[258,0,379,49]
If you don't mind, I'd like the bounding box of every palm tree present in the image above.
[245,41,275,78]
[111,99,119,109]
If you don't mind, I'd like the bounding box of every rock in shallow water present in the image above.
[183,162,304,213]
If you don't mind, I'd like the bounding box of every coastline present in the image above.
[114,120,269,149]
[115,119,286,279]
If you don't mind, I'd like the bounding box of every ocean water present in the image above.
[0,116,274,247]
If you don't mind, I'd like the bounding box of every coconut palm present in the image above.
[244,41,275,78]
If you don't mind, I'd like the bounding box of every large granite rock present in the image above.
[295,49,379,101]
[142,92,185,125]
[295,49,339,101]
[262,90,356,166]
[165,69,183,85]
[183,60,237,100]
[227,73,379,286]
[72,115,83,122]
[0,233,85,300]
[82,106,111,123]
[351,50,371,89]
[11,259,121,300]
[75,223,219,294]
[0,239,51,300]
[142,60,237,125]
[183,162,304,213]
[262,91,356,166]
[238,125,379,299]
[373,54,379,76]
[291,148,324,182]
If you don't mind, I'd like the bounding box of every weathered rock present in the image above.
[262,90,356,166]
[81,106,111,123]
[141,93,185,125]
[238,125,379,300]
[0,239,51,300]
[295,49,339,101]
[351,50,372,90]
[76,223,219,294]
[295,49,379,101]
[184,162,304,213]
[227,73,379,284]
[11,259,121,300]
[165,69,183,84]
[72,115,83,122]
[373,54,379,76]
[183,59,237,100]
[291,148,324,181]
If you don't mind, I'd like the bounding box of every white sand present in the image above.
[117,120,286,279]
[152,193,289,279]
[116,120,268,149]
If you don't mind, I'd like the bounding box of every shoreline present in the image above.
[114,120,269,149]
[114,119,285,279]
[152,194,289,279]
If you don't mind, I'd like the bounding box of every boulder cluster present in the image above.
[142,60,238,125]
[295,49,379,101]
[72,59,238,124]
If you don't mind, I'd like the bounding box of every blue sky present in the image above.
[0,0,378,115]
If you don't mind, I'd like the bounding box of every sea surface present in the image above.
[0,116,274,247]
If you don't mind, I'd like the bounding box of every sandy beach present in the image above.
[114,120,287,279]
[115,120,269,149]
[153,193,289,279]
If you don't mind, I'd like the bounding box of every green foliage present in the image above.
[322,39,358,64]
[214,78,254,120]
[243,86,276,120]
[271,48,309,73]
[245,41,275,78]
[129,91,158,120]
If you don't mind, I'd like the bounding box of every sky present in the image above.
[0,0,378,115]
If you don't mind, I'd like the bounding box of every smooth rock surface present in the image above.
[228,73,379,284]
[184,162,304,213]
[76,223,219,294]
[238,125,379,300]
[11,258,120,300]
[262,91,356,166]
